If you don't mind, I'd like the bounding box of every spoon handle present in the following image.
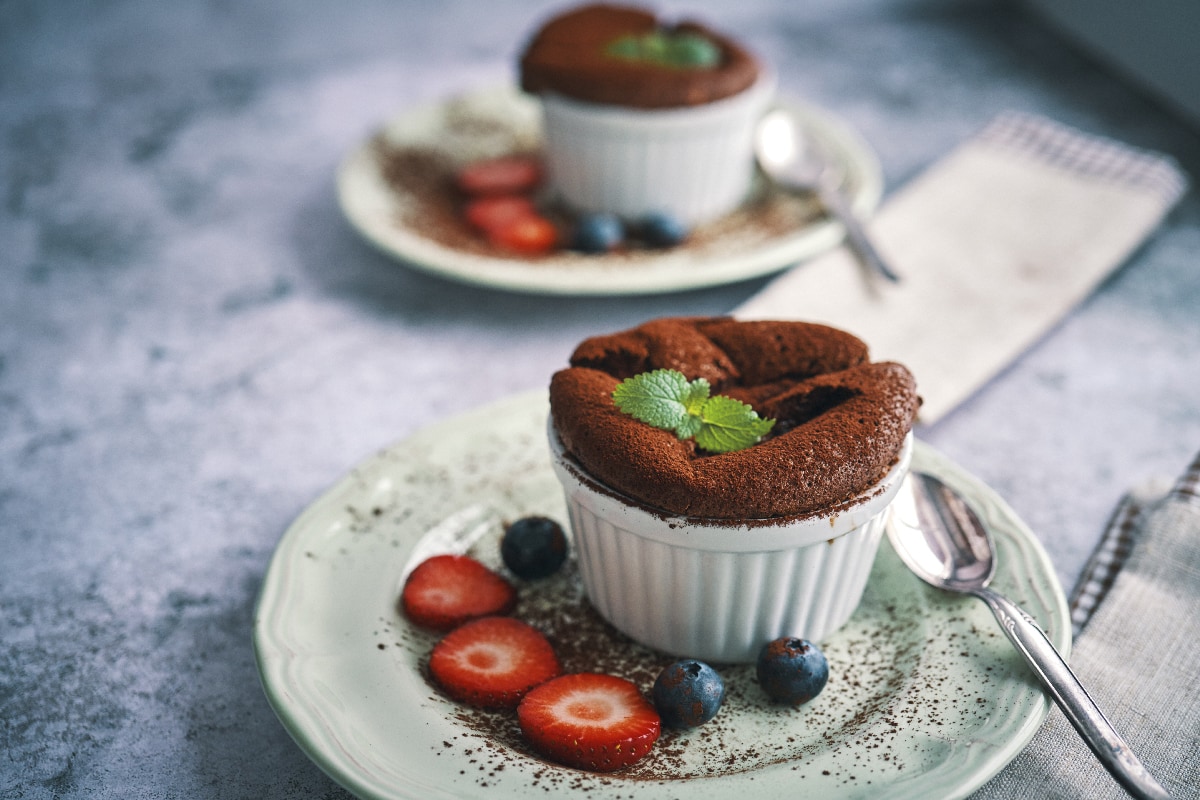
[814,179,901,283]
[973,587,1170,800]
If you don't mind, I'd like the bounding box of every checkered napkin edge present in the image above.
[1069,450,1200,636]
[977,111,1189,204]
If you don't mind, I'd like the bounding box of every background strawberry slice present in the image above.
[464,195,538,232]
[429,616,561,709]
[517,673,661,772]
[400,554,516,631]
[456,154,543,196]
[487,214,558,255]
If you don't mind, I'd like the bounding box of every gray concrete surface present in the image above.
[2,1,1198,797]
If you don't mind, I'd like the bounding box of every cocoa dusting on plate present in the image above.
[371,141,494,257]
[370,137,824,263]
[394,539,1000,793]
[280,400,1047,797]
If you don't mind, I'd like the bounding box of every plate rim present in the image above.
[335,85,883,296]
[254,390,1070,800]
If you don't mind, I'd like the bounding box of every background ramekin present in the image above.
[548,424,913,664]
[536,71,776,226]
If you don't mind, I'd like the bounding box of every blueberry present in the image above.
[636,211,688,248]
[755,637,829,705]
[500,516,568,580]
[571,213,624,253]
[651,660,725,728]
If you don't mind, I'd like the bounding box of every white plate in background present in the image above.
[337,87,882,295]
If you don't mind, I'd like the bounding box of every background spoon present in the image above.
[887,471,1170,800]
[754,107,901,283]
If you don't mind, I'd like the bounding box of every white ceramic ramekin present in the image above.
[548,424,913,664]
[537,71,776,226]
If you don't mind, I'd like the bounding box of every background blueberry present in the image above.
[500,516,568,580]
[571,213,624,253]
[652,659,725,728]
[755,637,829,705]
[637,211,688,248]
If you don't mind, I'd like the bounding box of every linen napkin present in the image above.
[970,450,1200,799]
[734,112,1188,422]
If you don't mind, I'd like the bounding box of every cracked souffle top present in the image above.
[549,317,921,519]
[518,3,760,109]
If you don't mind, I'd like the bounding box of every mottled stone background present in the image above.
[2,1,1197,797]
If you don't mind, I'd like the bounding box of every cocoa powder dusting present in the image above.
[372,139,509,257]
[392,536,1004,793]
[550,318,920,519]
[356,398,1014,795]
[370,137,825,262]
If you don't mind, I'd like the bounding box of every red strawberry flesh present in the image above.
[464,195,538,233]
[400,554,516,631]
[429,616,560,709]
[487,214,558,255]
[456,155,543,196]
[517,673,661,772]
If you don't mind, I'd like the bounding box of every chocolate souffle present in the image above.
[519,3,760,109]
[549,317,921,519]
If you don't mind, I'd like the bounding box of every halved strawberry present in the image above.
[517,673,661,772]
[400,554,516,631]
[456,154,543,196]
[429,616,561,709]
[464,194,537,232]
[487,214,558,255]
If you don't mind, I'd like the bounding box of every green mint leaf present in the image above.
[612,369,776,453]
[674,413,704,440]
[611,369,692,431]
[681,377,710,413]
[694,395,776,454]
[605,30,720,69]
[605,34,643,60]
[666,33,720,68]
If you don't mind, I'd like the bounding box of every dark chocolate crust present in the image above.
[518,4,760,109]
[549,317,921,519]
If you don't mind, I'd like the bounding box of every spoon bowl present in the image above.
[889,471,996,591]
[887,471,1170,800]
[754,108,841,188]
[754,107,900,282]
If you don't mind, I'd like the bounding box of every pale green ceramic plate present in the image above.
[254,391,1069,800]
[336,86,881,296]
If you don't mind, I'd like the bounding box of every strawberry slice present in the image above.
[517,673,661,772]
[464,194,538,232]
[487,214,558,255]
[456,154,543,196]
[400,554,516,631]
[429,616,561,709]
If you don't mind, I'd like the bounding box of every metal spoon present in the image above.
[887,471,1170,800]
[754,107,900,283]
